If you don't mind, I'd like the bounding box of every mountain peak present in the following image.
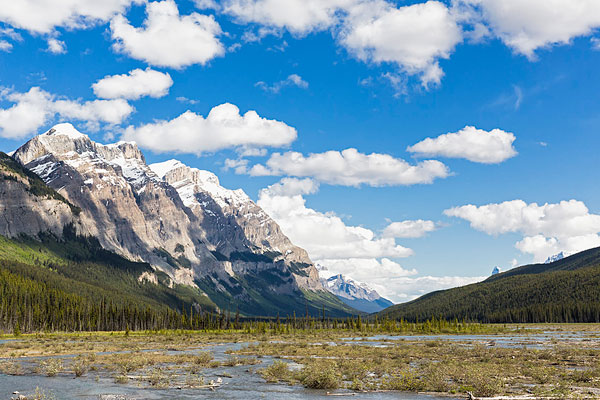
[545,251,568,264]
[323,273,394,313]
[149,159,186,179]
[42,123,88,140]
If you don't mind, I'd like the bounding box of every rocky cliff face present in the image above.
[0,152,75,238]
[150,160,321,289]
[9,123,330,315]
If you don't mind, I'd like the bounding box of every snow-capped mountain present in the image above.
[5,123,350,317]
[322,274,394,313]
[545,252,569,264]
[491,266,501,275]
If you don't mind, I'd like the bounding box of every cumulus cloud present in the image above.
[0,0,140,34]
[318,258,485,302]
[258,179,413,260]
[0,28,22,52]
[339,1,463,86]
[92,68,173,100]
[255,74,309,93]
[258,177,483,302]
[249,148,450,187]
[407,125,517,164]
[0,40,11,52]
[262,177,320,197]
[383,219,437,238]
[46,38,67,54]
[458,0,600,58]
[0,87,133,139]
[444,199,600,262]
[110,0,224,68]
[121,103,297,154]
[221,0,356,35]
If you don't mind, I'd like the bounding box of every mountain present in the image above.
[5,123,353,317]
[491,266,501,275]
[545,251,567,264]
[377,246,600,323]
[323,274,394,313]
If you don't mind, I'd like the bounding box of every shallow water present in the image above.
[341,332,599,349]
[0,341,448,400]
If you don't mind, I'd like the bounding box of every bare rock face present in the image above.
[12,124,222,286]
[11,124,324,305]
[0,153,75,238]
[150,160,323,291]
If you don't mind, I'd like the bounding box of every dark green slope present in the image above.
[378,247,600,323]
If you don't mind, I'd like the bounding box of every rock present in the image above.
[6,123,334,315]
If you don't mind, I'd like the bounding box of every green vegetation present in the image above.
[380,247,600,323]
[0,152,81,215]
[3,326,598,397]
[0,227,220,333]
[235,328,600,397]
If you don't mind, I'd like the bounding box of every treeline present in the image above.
[379,259,600,323]
[1,262,497,334]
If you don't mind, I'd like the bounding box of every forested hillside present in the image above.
[0,226,221,333]
[378,247,600,323]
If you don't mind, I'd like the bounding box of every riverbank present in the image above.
[1,325,599,399]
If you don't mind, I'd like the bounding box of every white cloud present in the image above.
[458,0,600,58]
[318,258,485,302]
[407,125,517,164]
[593,37,600,50]
[46,38,67,54]
[255,73,309,93]
[121,103,297,154]
[0,40,11,52]
[222,0,356,35]
[383,219,437,238]
[0,0,140,34]
[0,28,22,52]
[258,179,413,260]
[195,0,220,9]
[110,0,224,68]
[0,87,134,139]
[339,1,463,86]
[259,177,482,302]
[92,68,173,100]
[262,177,319,197]
[444,199,600,262]
[249,148,450,187]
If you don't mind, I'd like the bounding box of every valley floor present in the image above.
[1,324,600,399]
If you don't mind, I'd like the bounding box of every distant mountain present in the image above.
[545,251,568,264]
[2,123,354,317]
[323,274,394,313]
[491,266,501,275]
[377,246,600,323]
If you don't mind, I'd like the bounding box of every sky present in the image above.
[0,0,599,303]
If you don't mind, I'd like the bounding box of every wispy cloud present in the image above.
[255,74,308,93]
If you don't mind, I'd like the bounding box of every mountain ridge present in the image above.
[3,123,353,317]
[323,273,394,313]
[377,246,600,323]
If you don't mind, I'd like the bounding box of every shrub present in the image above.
[300,362,342,389]
[261,361,291,382]
[194,352,213,366]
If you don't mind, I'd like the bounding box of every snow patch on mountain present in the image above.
[320,273,394,312]
[42,123,88,139]
[325,274,383,302]
[545,251,569,264]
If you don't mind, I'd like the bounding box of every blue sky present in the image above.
[1,0,600,301]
